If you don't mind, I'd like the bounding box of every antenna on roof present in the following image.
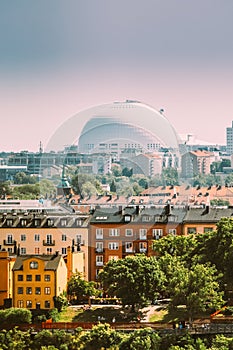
[39,141,43,154]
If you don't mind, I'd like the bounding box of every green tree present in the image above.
[122,167,133,177]
[168,262,223,322]
[0,327,32,350]
[0,181,12,197]
[99,255,165,311]
[67,273,96,303]
[119,327,161,350]
[33,329,73,350]
[78,323,122,350]
[12,184,40,199]
[39,179,56,198]
[71,174,96,195]
[81,181,98,198]
[111,165,122,177]
[161,168,179,186]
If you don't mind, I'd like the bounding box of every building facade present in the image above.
[12,253,67,310]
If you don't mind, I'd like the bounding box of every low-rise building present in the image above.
[12,253,67,310]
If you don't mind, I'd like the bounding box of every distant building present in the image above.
[181,150,214,178]
[226,122,233,154]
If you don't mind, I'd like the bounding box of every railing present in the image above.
[3,240,16,246]
[43,240,55,246]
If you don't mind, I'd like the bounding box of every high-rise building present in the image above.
[226,122,233,154]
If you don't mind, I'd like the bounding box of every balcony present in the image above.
[43,240,55,246]
[95,248,105,253]
[96,261,104,266]
[3,240,16,246]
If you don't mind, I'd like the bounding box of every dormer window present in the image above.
[21,219,27,227]
[124,215,131,222]
[60,219,67,227]
[167,216,177,222]
[34,219,41,227]
[154,215,162,222]
[30,261,38,269]
[47,219,54,227]
[142,215,151,222]
[6,219,13,227]
[76,219,83,226]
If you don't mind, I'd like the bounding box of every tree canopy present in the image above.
[99,255,165,310]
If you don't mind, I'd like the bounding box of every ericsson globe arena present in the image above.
[77,100,179,155]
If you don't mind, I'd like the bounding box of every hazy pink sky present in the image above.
[1,1,233,151]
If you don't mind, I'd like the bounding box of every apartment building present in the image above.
[0,203,89,280]
[12,253,67,310]
[181,150,214,178]
[88,204,186,281]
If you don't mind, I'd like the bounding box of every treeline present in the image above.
[1,323,233,349]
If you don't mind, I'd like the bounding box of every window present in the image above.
[96,229,103,239]
[109,228,120,236]
[96,255,103,266]
[6,219,13,227]
[34,219,41,227]
[45,301,50,308]
[139,229,147,240]
[62,247,67,255]
[168,229,176,236]
[45,287,51,295]
[18,300,24,308]
[34,234,40,242]
[7,234,13,244]
[125,228,133,236]
[139,242,147,253]
[35,287,41,295]
[30,261,38,269]
[35,247,40,254]
[152,229,163,239]
[76,219,83,226]
[26,287,32,295]
[204,227,213,233]
[46,234,53,245]
[47,248,52,254]
[21,219,27,227]
[96,242,103,253]
[44,275,50,282]
[18,287,23,294]
[154,215,162,222]
[21,234,26,241]
[168,216,177,222]
[26,300,32,308]
[60,219,67,226]
[187,227,197,235]
[142,215,151,222]
[108,242,119,250]
[125,242,133,253]
[76,234,82,244]
[124,215,131,222]
[62,234,67,241]
[47,219,54,226]
[35,275,41,282]
[21,247,26,255]
[26,275,32,281]
[18,275,23,281]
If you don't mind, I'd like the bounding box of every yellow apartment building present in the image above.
[12,253,67,310]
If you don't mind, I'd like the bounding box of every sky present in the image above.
[0,0,233,152]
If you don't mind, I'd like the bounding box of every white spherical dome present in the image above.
[78,100,179,153]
